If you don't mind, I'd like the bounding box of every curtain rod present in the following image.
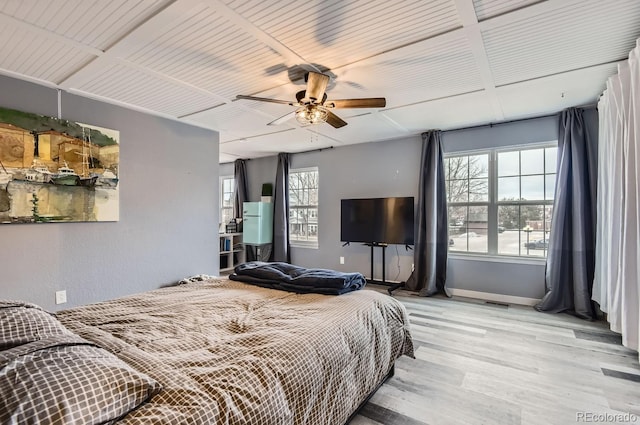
[293,146,334,155]
[446,113,557,133]
[447,103,596,133]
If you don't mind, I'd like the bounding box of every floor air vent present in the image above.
[485,301,509,307]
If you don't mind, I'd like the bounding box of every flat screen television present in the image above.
[340,197,415,245]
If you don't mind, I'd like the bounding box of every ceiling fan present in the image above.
[236,71,386,128]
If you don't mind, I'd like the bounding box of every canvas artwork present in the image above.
[0,107,119,223]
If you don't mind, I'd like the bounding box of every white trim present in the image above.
[57,89,62,119]
[444,147,492,158]
[448,288,540,306]
[288,167,319,249]
[448,253,546,266]
[445,141,557,158]
[290,166,319,174]
[494,140,557,153]
[446,144,558,258]
[290,241,319,250]
[452,0,504,121]
[220,175,234,224]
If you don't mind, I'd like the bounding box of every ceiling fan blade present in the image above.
[325,98,386,108]
[326,111,348,128]
[236,95,293,105]
[267,111,295,126]
[305,71,330,102]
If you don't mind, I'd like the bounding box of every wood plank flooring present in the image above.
[351,286,640,425]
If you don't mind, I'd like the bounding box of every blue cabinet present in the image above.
[243,202,273,245]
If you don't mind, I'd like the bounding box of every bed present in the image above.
[0,276,414,424]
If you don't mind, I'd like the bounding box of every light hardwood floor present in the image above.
[351,286,640,425]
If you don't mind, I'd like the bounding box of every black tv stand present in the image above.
[387,281,404,295]
[387,245,413,294]
[365,242,388,285]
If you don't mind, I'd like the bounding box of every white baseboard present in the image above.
[448,288,540,306]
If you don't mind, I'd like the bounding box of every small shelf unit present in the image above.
[219,232,245,274]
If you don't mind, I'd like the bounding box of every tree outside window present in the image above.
[446,144,557,258]
[288,168,319,248]
[446,154,489,253]
[220,177,234,227]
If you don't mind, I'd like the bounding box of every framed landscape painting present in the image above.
[0,106,119,223]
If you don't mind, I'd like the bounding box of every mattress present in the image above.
[57,277,414,424]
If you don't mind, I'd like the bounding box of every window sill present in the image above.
[290,243,319,250]
[448,252,547,266]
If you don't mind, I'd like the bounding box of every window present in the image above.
[446,144,557,258]
[446,154,490,253]
[220,176,234,226]
[288,167,319,248]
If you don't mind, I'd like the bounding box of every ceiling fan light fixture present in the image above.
[237,71,385,129]
[295,105,328,125]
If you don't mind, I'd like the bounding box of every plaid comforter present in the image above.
[57,278,414,424]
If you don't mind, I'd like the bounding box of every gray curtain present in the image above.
[233,159,248,219]
[270,153,290,263]
[233,159,255,262]
[535,108,597,319]
[405,130,449,296]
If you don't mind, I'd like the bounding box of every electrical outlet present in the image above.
[55,290,67,305]
[339,256,345,265]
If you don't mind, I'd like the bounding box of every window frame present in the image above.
[288,166,319,249]
[445,141,557,261]
[219,175,234,227]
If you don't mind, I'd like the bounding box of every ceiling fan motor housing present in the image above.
[296,90,327,105]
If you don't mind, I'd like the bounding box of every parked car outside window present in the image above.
[524,239,548,249]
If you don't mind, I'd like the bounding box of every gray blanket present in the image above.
[229,261,366,295]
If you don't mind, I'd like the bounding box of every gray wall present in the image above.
[238,109,598,300]
[0,75,219,310]
[220,156,278,201]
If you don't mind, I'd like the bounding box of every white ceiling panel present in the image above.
[75,63,219,117]
[185,102,296,140]
[311,113,409,146]
[382,91,496,131]
[0,22,94,83]
[329,35,485,108]
[224,0,462,69]
[498,62,619,120]
[473,0,541,21]
[219,151,240,163]
[123,2,290,100]
[0,0,171,50]
[219,127,335,160]
[483,0,640,86]
[0,0,636,162]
